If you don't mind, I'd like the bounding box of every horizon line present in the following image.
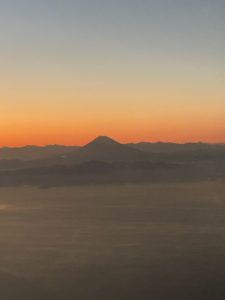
[0,135,225,148]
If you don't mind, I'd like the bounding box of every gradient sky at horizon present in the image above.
[0,0,225,146]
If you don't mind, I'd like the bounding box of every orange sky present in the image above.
[1,113,224,146]
[1,76,224,146]
[1,1,225,146]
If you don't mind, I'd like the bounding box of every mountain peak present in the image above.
[73,135,149,162]
[85,136,120,147]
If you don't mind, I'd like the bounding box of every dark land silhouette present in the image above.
[1,136,225,300]
[0,136,224,187]
[0,144,79,160]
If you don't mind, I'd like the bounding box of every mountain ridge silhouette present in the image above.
[60,135,151,163]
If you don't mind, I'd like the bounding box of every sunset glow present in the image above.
[1,0,225,146]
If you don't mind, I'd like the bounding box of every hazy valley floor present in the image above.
[0,182,225,299]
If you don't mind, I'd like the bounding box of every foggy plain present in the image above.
[1,182,225,300]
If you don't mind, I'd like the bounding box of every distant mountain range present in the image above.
[0,145,79,160]
[0,136,224,187]
[53,136,153,164]
[1,136,224,160]
[128,141,225,154]
[0,136,154,170]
